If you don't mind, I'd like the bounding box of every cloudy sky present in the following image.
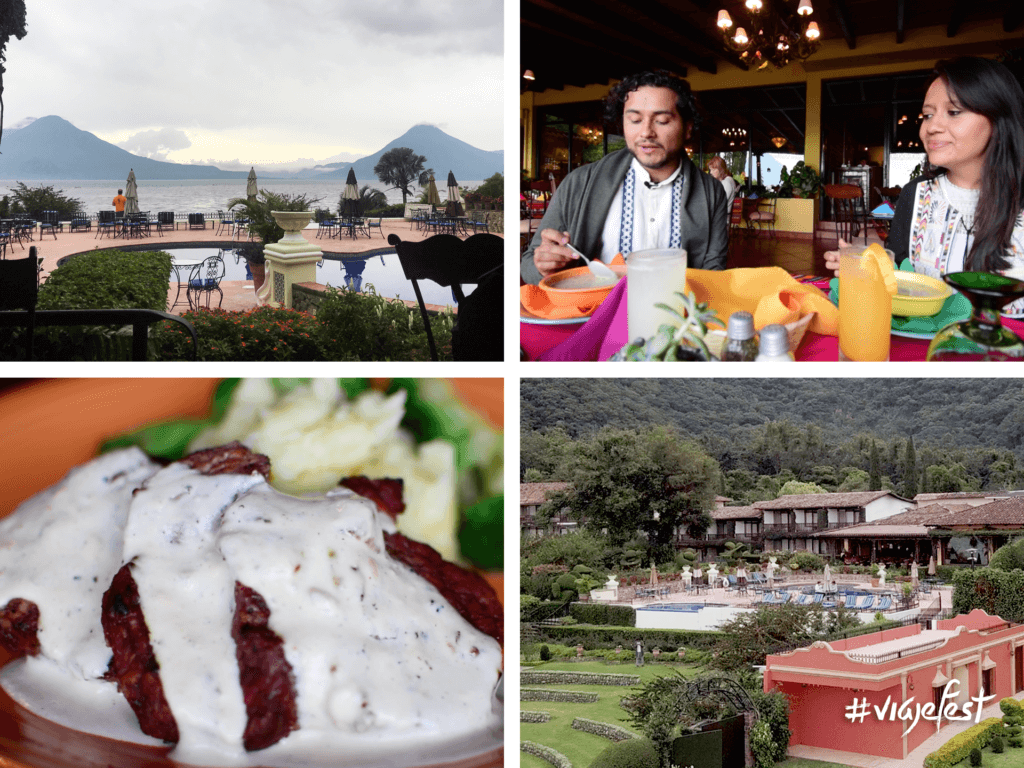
[3,0,503,171]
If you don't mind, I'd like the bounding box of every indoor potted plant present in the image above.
[779,161,821,199]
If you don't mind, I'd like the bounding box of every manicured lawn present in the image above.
[521,752,555,768]
[964,744,1024,766]
[520,660,701,767]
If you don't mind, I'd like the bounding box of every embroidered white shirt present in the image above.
[599,158,683,263]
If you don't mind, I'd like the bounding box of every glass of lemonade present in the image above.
[838,245,892,361]
[626,248,688,341]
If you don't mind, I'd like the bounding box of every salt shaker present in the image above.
[756,324,794,361]
[722,311,759,361]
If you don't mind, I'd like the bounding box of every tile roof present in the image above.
[754,491,903,509]
[520,482,569,505]
[933,496,1024,527]
[815,524,930,538]
[856,503,970,526]
[711,505,762,520]
[914,492,1008,502]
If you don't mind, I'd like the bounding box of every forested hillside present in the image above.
[521,379,1024,500]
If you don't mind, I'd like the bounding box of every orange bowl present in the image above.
[537,264,626,310]
[0,378,503,768]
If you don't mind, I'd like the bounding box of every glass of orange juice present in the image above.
[838,246,892,361]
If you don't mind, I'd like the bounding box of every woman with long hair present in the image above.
[825,56,1024,312]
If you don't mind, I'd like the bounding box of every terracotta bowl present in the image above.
[537,264,627,311]
[0,378,503,768]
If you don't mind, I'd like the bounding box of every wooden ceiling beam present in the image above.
[947,0,969,37]
[830,0,857,50]
[896,0,906,45]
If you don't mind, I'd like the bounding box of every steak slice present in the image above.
[0,598,41,658]
[383,532,503,647]
[232,581,298,751]
[340,476,406,519]
[101,564,179,743]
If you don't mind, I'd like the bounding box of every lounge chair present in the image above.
[758,592,774,604]
[157,212,176,232]
[844,594,859,610]
[794,593,813,606]
[857,595,876,611]
[876,596,893,611]
[188,213,206,230]
[777,591,792,604]
[811,592,824,604]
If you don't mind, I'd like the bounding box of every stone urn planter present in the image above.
[576,645,584,657]
[652,648,661,658]
[249,262,266,292]
[270,210,313,247]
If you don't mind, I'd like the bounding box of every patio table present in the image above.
[521,273,1024,362]
[169,257,204,311]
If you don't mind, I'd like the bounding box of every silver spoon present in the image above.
[565,243,618,281]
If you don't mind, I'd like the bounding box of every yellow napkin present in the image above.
[687,267,838,336]
[521,253,627,320]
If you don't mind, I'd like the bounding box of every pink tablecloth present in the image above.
[520,279,1024,362]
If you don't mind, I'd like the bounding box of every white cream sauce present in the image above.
[0,450,503,767]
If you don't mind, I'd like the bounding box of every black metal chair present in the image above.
[186,253,226,310]
[70,213,91,232]
[366,217,383,238]
[387,233,503,361]
[38,211,60,240]
[0,246,40,359]
[157,212,176,232]
[187,213,206,230]
[216,210,236,236]
[96,210,117,239]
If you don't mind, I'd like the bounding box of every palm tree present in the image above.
[341,185,387,215]
[418,168,435,187]
[373,147,427,204]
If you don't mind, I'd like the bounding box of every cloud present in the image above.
[9,117,37,130]
[116,128,192,162]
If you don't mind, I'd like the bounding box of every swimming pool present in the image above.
[639,603,726,613]
[167,248,471,307]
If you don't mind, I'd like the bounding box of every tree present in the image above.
[869,441,881,490]
[9,183,82,219]
[541,426,717,561]
[474,172,503,199]
[417,167,435,188]
[340,184,386,216]
[0,0,27,148]
[837,467,870,492]
[990,538,1024,571]
[373,147,427,204]
[779,480,827,496]
[903,436,918,498]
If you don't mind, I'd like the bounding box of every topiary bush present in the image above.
[539,644,551,661]
[1009,736,1023,748]
[969,746,982,766]
[570,603,637,627]
[924,718,1003,768]
[588,736,660,768]
[992,734,1005,753]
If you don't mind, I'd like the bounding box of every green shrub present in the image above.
[227,189,322,245]
[0,249,172,361]
[315,285,454,361]
[366,203,405,218]
[539,644,551,661]
[588,736,659,768]
[1001,698,1023,717]
[969,746,982,766]
[1009,736,1023,748]
[992,734,1005,753]
[151,306,321,361]
[788,552,825,572]
[753,689,791,764]
[952,568,1024,623]
[535,625,723,650]
[923,718,1003,768]
[750,719,776,768]
[569,603,637,627]
[9,181,83,219]
[552,573,579,601]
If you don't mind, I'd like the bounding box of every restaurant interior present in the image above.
[519,1,1024,361]
[520,0,1023,268]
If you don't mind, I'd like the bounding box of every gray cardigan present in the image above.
[520,149,730,284]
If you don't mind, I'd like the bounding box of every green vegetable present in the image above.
[459,495,503,570]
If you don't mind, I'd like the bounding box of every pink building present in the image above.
[765,610,1024,760]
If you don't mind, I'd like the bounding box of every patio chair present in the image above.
[794,593,812,606]
[758,592,774,605]
[188,213,207,230]
[876,595,893,611]
[216,211,236,236]
[366,217,383,237]
[0,246,40,359]
[38,211,60,240]
[387,233,503,361]
[157,212,176,232]
[811,592,824,604]
[844,594,859,609]
[70,213,91,232]
[96,210,117,239]
[857,595,876,611]
[186,253,226,310]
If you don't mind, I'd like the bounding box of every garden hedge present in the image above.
[534,625,723,651]
[588,737,660,768]
[922,718,1003,768]
[951,568,1024,623]
[521,741,573,768]
[521,671,640,686]
[571,717,638,742]
[569,604,636,627]
[521,688,599,703]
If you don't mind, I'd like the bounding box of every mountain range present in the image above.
[0,118,502,182]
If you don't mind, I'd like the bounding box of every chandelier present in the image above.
[716,0,821,70]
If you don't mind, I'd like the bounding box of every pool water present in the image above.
[168,248,472,307]
[638,603,713,613]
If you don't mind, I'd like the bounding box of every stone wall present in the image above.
[521,670,640,686]
[521,688,599,703]
[571,717,638,742]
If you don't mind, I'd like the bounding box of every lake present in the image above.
[0,178,483,217]
[170,247,471,307]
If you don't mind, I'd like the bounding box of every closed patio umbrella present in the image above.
[246,167,258,201]
[426,174,441,208]
[341,168,359,217]
[446,170,464,216]
[823,562,832,592]
[125,169,139,215]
